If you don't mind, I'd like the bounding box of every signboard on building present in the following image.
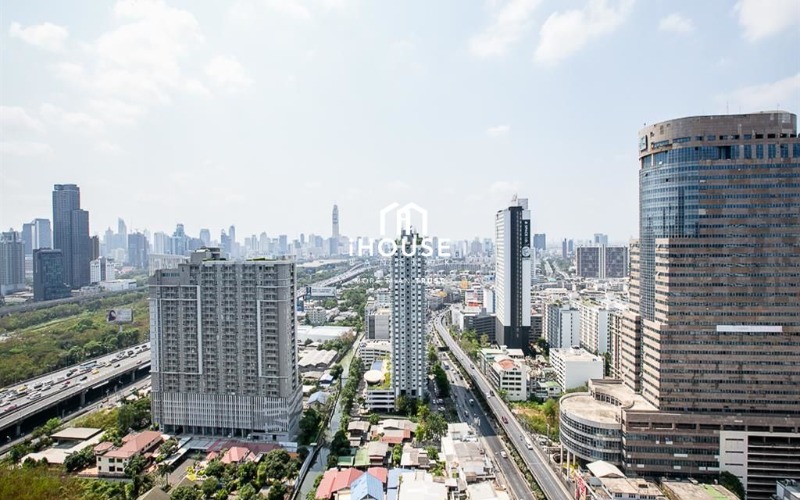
[107,309,133,324]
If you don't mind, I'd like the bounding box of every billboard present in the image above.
[107,309,133,324]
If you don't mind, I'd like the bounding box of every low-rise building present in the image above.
[95,430,162,476]
[307,306,328,326]
[298,349,337,372]
[660,479,740,500]
[487,356,528,401]
[550,347,603,390]
[358,340,392,365]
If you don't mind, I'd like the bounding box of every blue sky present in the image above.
[1,0,798,244]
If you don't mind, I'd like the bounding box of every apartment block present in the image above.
[149,248,301,441]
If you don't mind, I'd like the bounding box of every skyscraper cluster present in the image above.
[52,184,91,289]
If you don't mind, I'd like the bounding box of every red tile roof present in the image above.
[104,431,162,459]
[315,468,365,499]
[221,446,252,464]
[366,467,388,484]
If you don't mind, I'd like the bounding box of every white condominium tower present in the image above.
[391,230,428,400]
[149,248,301,441]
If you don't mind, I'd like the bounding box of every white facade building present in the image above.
[488,355,528,401]
[579,301,611,354]
[544,302,581,349]
[550,347,603,390]
[90,257,116,284]
[149,248,302,441]
[391,230,428,400]
[358,339,392,364]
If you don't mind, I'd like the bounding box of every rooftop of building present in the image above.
[560,381,656,425]
[660,480,740,500]
[550,347,602,362]
[51,427,102,441]
[298,349,337,367]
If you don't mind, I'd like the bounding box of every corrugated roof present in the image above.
[350,472,385,500]
[586,460,625,478]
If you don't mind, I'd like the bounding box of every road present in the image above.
[0,343,151,428]
[434,313,571,500]
[436,341,533,500]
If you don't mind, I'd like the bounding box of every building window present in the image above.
[756,144,764,159]
[768,144,777,158]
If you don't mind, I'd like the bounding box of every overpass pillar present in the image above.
[15,422,21,436]
[80,390,86,406]
[131,371,136,382]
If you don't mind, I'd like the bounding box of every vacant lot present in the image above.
[0,292,148,387]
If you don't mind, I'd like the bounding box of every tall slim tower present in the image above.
[149,248,302,441]
[331,204,340,256]
[52,184,90,289]
[391,230,428,401]
[494,197,532,351]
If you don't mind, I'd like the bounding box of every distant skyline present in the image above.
[1,1,798,242]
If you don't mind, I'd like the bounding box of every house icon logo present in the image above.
[379,202,428,237]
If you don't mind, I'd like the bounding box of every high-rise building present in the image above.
[127,232,149,269]
[21,223,34,256]
[592,233,609,246]
[494,197,532,351]
[391,230,428,401]
[153,232,171,255]
[52,184,91,289]
[576,245,629,279]
[117,218,128,251]
[171,224,188,256]
[90,235,100,260]
[199,228,211,247]
[90,256,115,283]
[533,233,547,253]
[330,204,340,256]
[33,249,70,301]
[561,238,568,259]
[0,231,25,295]
[149,248,301,441]
[559,112,800,500]
[33,218,52,250]
[544,301,580,349]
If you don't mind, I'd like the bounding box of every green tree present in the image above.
[260,449,295,480]
[204,459,224,478]
[719,471,745,499]
[267,481,288,500]
[238,483,257,500]
[298,408,322,445]
[391,444,402,466]
[202,477,219,498]
[170,485,203,500]
[368,413,380,425]
[238,461,257,486]
[426,412,447,440]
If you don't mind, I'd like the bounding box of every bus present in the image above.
[80,360,98,372]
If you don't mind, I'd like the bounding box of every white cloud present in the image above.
[469,0,542,57]
[94,141,123,154]
[487,125,511,137]
[489,180,520,197]
[53,0,205,108]
[264,0,312,20]
[718,73,800,112]
[392,39,416,52]
[8,22,69,52]
[0,106,45,133]
[534,0,634,64]
[658,13,694,34]
[204,55,253,92]
[0,141,53,157]
[735,0,800,42]
[40,103,104,135]
[88,99,146,125]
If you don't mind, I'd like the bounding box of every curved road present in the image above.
[434,313,571,500]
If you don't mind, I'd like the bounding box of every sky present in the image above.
[1,0,799,244]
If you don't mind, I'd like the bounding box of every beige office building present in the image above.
[559,112,800,500]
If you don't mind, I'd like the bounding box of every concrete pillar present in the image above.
[15,422,21,436]
[130,371,136,383]
[80,391,86,406]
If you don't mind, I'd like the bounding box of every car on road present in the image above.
[92,369,100,374]
[501,416,508,424]
[79,375,88,381]
[114,363,121,368]
[500,451,507,459]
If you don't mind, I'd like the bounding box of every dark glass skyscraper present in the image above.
[52,184,91,289]
[33,248,70,301]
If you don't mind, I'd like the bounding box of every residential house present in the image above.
[95,430,162,477]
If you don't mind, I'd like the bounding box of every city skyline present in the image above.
[2,1,798,241]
